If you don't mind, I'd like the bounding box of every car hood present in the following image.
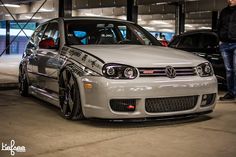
[71,45,206,67]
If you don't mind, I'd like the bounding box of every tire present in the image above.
[59,68,84,120]
[19,66,29,96]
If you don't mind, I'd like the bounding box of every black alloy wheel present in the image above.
[59,68,84,120]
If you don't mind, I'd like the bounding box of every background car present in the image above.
[168,30,226,88]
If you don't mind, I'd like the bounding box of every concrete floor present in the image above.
[0,55,21,84]
[0,90,236,157]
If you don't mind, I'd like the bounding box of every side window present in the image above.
[178,34,200,49]
[27,23,47,48]
[200,33,218,49]
[118,26,127,39]
[74,31,87,44]
[169,36,181,48]
[133,28,151,45]
[117,25,146,45]
[96,27,118,44]
[43,22,59,47]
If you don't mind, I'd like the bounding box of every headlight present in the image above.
[196,62,214,77]
[102,63,138,79]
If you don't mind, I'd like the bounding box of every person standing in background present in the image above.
[218,0,236,100]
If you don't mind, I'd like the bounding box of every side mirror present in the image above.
[39,38,56,49]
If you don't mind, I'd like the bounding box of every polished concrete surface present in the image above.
[0,90,235,157]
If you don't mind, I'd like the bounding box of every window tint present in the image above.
[118,26,127,39]
[199,33,218,49]
[169,36,181,47]
[178,34,201,48]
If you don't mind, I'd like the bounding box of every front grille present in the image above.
[138,67,196,77]
[145,96,198,113]
[110,99,136,112]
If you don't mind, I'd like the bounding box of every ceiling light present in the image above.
[25,16,42,20]
[199,26,211,29]
[150,20,169,25]
[0,4,20,8]
[153,2,169,5]
[39,8,54,12]
[185,24,193,28]
[84,13,97,16]
[143,26,155,31]
[158,28,175,33]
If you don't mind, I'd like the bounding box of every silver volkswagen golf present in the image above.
[19,17,217,120]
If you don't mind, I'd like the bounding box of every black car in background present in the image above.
[168,30,226,87]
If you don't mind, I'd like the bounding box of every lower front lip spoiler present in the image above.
[89,110,213,122]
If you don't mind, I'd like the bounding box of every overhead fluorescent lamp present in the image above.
[25,16,42,20]
[158,28,175,33]
[185,24,193,28]
[143,26,155,31]
[84,13,97,16]
[150,20,169,25]
[186,0,200,2]
[0,4,20,8]
[39,8,54,12]
[154,2,169,5]
[199,26,211,29]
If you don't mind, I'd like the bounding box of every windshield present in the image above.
[65,20,161,46]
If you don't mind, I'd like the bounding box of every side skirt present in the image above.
[29,86,60,107]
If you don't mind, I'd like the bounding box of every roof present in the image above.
[178,29,217,36]
[45,16,134,24]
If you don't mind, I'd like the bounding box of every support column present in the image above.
[59,0,72,18]
[127,0,138,24]
[5,20,10,55]
[175,3,185,35]
[212,11,219,32]
[36,22,39,28]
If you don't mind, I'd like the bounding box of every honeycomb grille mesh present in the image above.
[145,96,198,113]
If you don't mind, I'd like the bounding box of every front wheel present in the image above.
[59,69,84,120]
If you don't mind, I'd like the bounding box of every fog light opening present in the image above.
[110,99,136,112]
[201,94,216,107]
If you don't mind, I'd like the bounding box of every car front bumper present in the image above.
[79,76,218,119]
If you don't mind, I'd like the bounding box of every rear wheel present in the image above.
[59,69,84,120]
[19,67,28,96]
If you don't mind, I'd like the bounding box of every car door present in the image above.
[36,21,61,93]
[27,23,48,87]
